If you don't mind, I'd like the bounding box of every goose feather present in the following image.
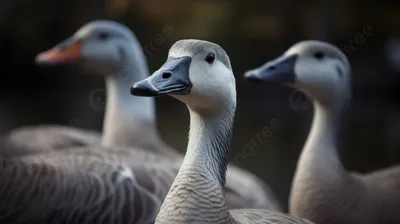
[0,125,101,156]
[0,151,179,223]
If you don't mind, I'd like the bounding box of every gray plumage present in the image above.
[0,125,101,157]
[258,40,400,224]
[148,39,313,224]
[0,143,283,224]
[0,148,178,224]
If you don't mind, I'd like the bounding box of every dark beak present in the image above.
[130,56,192,97]
[244,54,298,84]
[35,37,82,65]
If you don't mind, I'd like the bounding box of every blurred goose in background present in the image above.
[131,39,313,224]
[33,20,280,210]
[2,20,169,157]
[0,142,180,223]
[245,40,400,224]
[33,20,179,158]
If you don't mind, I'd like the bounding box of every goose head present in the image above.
[35,20,141,75]
[131,39,236,112]
[245,40,351,109]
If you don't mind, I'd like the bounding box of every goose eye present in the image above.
[205,53,215,64]
[314,52,324,60]
[98,32,109,41]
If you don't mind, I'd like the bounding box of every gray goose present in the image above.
[131,39,313,224]
[33,20,281,211]
[0,146,179,224]
[245,40,400,224]
[33,20,178,158]
[0,19,173,157]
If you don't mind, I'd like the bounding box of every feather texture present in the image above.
[0,151,179,224]
[0,125,101,157]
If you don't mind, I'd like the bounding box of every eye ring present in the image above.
[98,32,109,41]
[205,53,215,64]
[314,52,324,60]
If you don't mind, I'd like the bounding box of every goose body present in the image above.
[131,39,313,224]
[0,138,278,224]
[0,125,101,157]
[34,20,281,211]
[245,40,400,224]
[0,149,179,224]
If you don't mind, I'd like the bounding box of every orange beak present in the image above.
[35,39,82,64]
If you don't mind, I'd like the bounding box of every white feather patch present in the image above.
[117,166,137,184]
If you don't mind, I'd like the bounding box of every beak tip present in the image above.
[244,71,262,83]
[130,84,140,96]
[35,53,46,63]
[130,85,137,96]
[35,52,57,65]
[130,82,157,97]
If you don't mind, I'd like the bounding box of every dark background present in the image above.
[1,0,400,210]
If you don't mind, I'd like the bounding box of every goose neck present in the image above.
[155,105,236,223]
[101,43,158,148]
[296,101,345,177]
[182,106,235,187]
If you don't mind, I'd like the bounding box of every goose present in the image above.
[244,40,400,224]
[0,145,181,223]
[32,20,179,158]
[33,20,281,211]
[131,39,313,224]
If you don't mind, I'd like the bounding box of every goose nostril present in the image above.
[268,66,276,71]
[162,72,172,79]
